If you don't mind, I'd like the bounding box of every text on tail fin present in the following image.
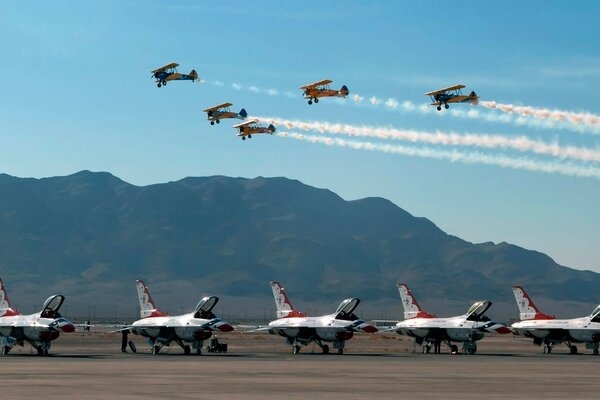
[135,280,168,318]
[397,283,434,319]
[0,277,20,317]
[269,281,306,319]
[512,285,554,320]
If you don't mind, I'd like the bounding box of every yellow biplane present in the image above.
[425,85,478,111]
[300,79,350,105]
[203,103,248,125]
[232,119,276,140]
[151,63,199,88]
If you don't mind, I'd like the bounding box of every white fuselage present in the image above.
[130,312,230,343]
[512,317,600,343]
[268,314,370,344]
[0,313,73,346]
[395,316,488,342]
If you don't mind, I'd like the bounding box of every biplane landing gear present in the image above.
[216,119,220,124]
[436,106,442,111]
[157,83,162,88]
[308,100,313,105]
[314,98,319,103]
[248,134,252,139]
[210,121,215,125]
[444,103,449,109]
[242,136,246,140]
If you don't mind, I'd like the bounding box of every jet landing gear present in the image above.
[292,345,301,354]
[462,341,477,355]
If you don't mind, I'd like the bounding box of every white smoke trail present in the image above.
[275,131,600,180]
[257,116,600,163]
[481,101,600,128]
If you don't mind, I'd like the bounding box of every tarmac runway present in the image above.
[1,330,598,399]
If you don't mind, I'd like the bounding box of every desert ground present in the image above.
[1,329,598,399]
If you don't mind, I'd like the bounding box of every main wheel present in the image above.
[1,346,10,355]
[570,345,578,354]
[444,103,449,109]
[308,100,313,105]
[183,345,191,355]
[157,83,161,88]
[152,346,160,355]
[216,119,220,124]
[337,348,344,355]
[543,345,552,354]
[210,121,214,125]
[594,349,599,355]
[422,345,431,354]
[437,106,442,111]
[196,348,202,355]
[450,344,459,354]
[293,345,301,354]
[322,344,329,354]
[248,134,252,139]
[314,98,319,103]
[242,136,246,140]
[43,349,49,356]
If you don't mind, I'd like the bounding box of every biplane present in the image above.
[151,63,199,87]
[300,79,350,105]
[202,103,248,125]
[425,85,478,111]
[232,119,276,140]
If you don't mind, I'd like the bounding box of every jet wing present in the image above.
[151,62,179,73]
[300,79,333,89]
[203,102,233,112]
[425,84,466,96]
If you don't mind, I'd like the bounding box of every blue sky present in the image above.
[1,1,599,271]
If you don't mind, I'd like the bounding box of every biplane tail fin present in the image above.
[339,85,349,97]
[189,69,199,81]
[239,108,248,119]
[469,91,479,105]
[268,124,276,133]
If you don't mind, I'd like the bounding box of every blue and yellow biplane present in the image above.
[425,85,479,111]
[203,103,248,125]
[232,119,276,140]
[151,63,199,88]
[300,79,349,105]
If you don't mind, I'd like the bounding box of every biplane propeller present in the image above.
[232,119,276,140]
[202,103,247,125]
[300,79,350,105]
[425,85,479,111]
[151,63,199,88]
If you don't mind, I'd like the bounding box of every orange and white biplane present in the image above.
[202,103,248,125]
[232,119,276,140]
[151,63,199,88]
[300,79,349,105]
[425,85,478,111]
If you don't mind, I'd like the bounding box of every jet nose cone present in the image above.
[57,318,76,333]
[361,324,378,334]
[495,326,512,335]
[216,322,234,332]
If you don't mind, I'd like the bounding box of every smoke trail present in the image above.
[481,101,600,125]
[256,116,600,163]
[275,131,600,180]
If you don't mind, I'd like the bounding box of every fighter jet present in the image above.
[262,281,377,355]
[118,280,233,355]
[393,283,510,354]
[511,285,600,354]
[0,277,75,356]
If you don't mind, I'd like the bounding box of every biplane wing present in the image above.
[424,84,466,96]
[151,63,179,74]
[233,119,258,129]
[300,79,333,89]
[203,102,233,113]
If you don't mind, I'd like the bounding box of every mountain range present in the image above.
[0,170,597,321]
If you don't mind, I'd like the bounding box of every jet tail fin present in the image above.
[512,285,554,320]
[396,283,435,319]
[0,277,20,317]
[135,280,168,318]
[269,281,307,318]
